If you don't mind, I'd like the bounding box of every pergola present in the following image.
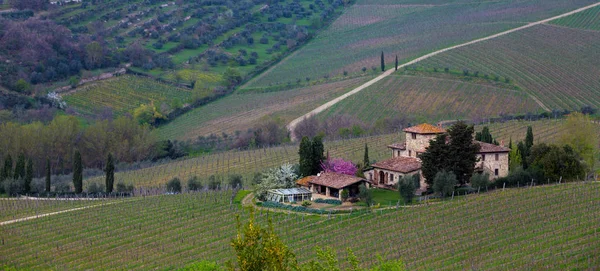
[266,188,312,203]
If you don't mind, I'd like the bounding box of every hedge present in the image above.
[314,198,342,205]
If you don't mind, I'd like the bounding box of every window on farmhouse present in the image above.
[495,169,499,176]
[409,150,412,157]
[482,154,485,161]
[495,153,499,161]
[411,133,416,140]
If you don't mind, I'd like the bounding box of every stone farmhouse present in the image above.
[297,172,368,201]
[365,123,510,193]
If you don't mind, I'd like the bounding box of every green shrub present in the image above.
[228,174,243,189]
[208,175,221,190]
[340,189,349,202]
[314,198,342,205]
[433,170,457,197]
[187,176,203,191]
[470,173,490,189]
[87,182,105,194]
[178,261,224,271]
[302,201,311,207]
[167,178,182,193]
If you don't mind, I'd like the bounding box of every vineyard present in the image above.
[0,199,108,222]
[551,5,600,31]
[63,75,193,118]
[1,183,599,270]
[244,0,597,90]
[99,119,573,189]
[419,24,600,111]
[155,78,368,141]
[318,74,543,123]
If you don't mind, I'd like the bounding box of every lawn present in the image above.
[244,0,597,90]
[370,188,402,206]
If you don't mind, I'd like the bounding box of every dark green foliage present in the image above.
[381,51,385,72]
[251,172,262,186]
[359,184,373,207]
[167,177,182,193]
[87,182,105,194]
[1,154,12,184]
[495,167,545,187]
[298,136,325,177]
[24,159,33,193]
[433,170,457,197]
[475,126,494,144]
[187,176,203,191]
[525,126,534,150]
[228,174,243,189]
[398,175,417,203]
[314,198,342,205]
[420,134,449,187]
[115,182,134,193]
[45,158,51,192]
[208,175,221,190]
[3,178,24,195]
[13,153,25,180]
[73,150,83,194]
[470,173,490,189]
[105,153,115,193]
[363,143,370,167]
[528,143,585,181]
[447,122,480,184]
[395,55,398,71]
[340,189,349,201]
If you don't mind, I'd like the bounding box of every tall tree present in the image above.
[45,158,51,192]
[73,150,83,194]
[446,122,480,184]
[13,153,26,180]
[420,133,450,187]
[24,159,33,194]
[525,126,534,150]
[311,136,325,175]
[1,154,13,183]
[298,136,313,177]
[363,143,370,166]
[105,153,115,193]
[475,126,494,144]
[380,51,385,72]
[395,55,398,71]
[559,112,598,175]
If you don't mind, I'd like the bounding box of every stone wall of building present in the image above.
[405,133,437,155]
[476,152,509,179]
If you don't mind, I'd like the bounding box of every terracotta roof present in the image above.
[476,141,510,153]
[296,176,314,187]
[403,123,446,134]
[388,142,406,150]
[309,172,366,189]
[371,156,422,173]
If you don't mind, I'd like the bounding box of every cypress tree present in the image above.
[45,158,51,193]
[24,159,33,194]
[363,143,370,166]
[105,153,115,193]
[1,154,13,183]
[395,55,398,71]
[73,150,83,194]
[298,137,313,177]
[525,126,534,150]
[14,153,26,180]
[380,51,385,72]
[311,136,325,175]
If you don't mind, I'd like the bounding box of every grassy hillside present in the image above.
[419,24,600,111]
[1,183,598,270]
[97,119,575,189]
[318,74,543,123]
[551,5,600,31]
[244,0,597,90]
[63,75,194,118]
[155,77,370,141]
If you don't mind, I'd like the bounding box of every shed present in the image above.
[266,187,312,203]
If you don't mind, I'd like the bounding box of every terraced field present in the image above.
[245,0,597,90]
[1,183,599,270]
[419,24,600,110]
[155,78,369,141]
[552,5,600,31]
[100,119,575,189]
[319,74,543,123]
[63,75,193,117]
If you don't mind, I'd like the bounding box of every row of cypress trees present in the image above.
[71,151,116,194]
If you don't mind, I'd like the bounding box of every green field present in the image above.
[155,77,370,141]
[63,75,193,117]
[319,74,543,123]
[245,0,597,90]
[1,183,599,270]
[552,5,600,31]
[419,24,600,111]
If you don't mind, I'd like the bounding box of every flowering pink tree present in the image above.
[321,158,357,176]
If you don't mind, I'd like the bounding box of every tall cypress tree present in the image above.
[298,137,313,177]
[395,55,398,71]
[105,153,115,193]
[1,154,13,183]
[363,143,370,166]
[380,51,385,72]
[45,158,51,193]
[525,126,534,150]
[14,153,26,180]
[73,150,83,194]
[311,136,325,175]
[24,159,33,194]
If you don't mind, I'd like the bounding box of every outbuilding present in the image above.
[265,188,313,203]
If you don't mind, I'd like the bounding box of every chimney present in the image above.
[500,140,504,147]
[437,122,442,128]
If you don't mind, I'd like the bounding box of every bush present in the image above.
[340,189,349,202]
[470,173,490,189]
[187,176,203,191]
[54,182,71,193]
[116,182,134,193]
[228,174,243,189]
[314,198,342,205]
[87,182,105,194]
[208,175,221,190]
[301,201,311,207]
[4,179,24,195]
[167,178,182,193]
[398,175,417,203]
[433,170,457,197]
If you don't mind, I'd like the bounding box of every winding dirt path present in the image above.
[287,1,600,140]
